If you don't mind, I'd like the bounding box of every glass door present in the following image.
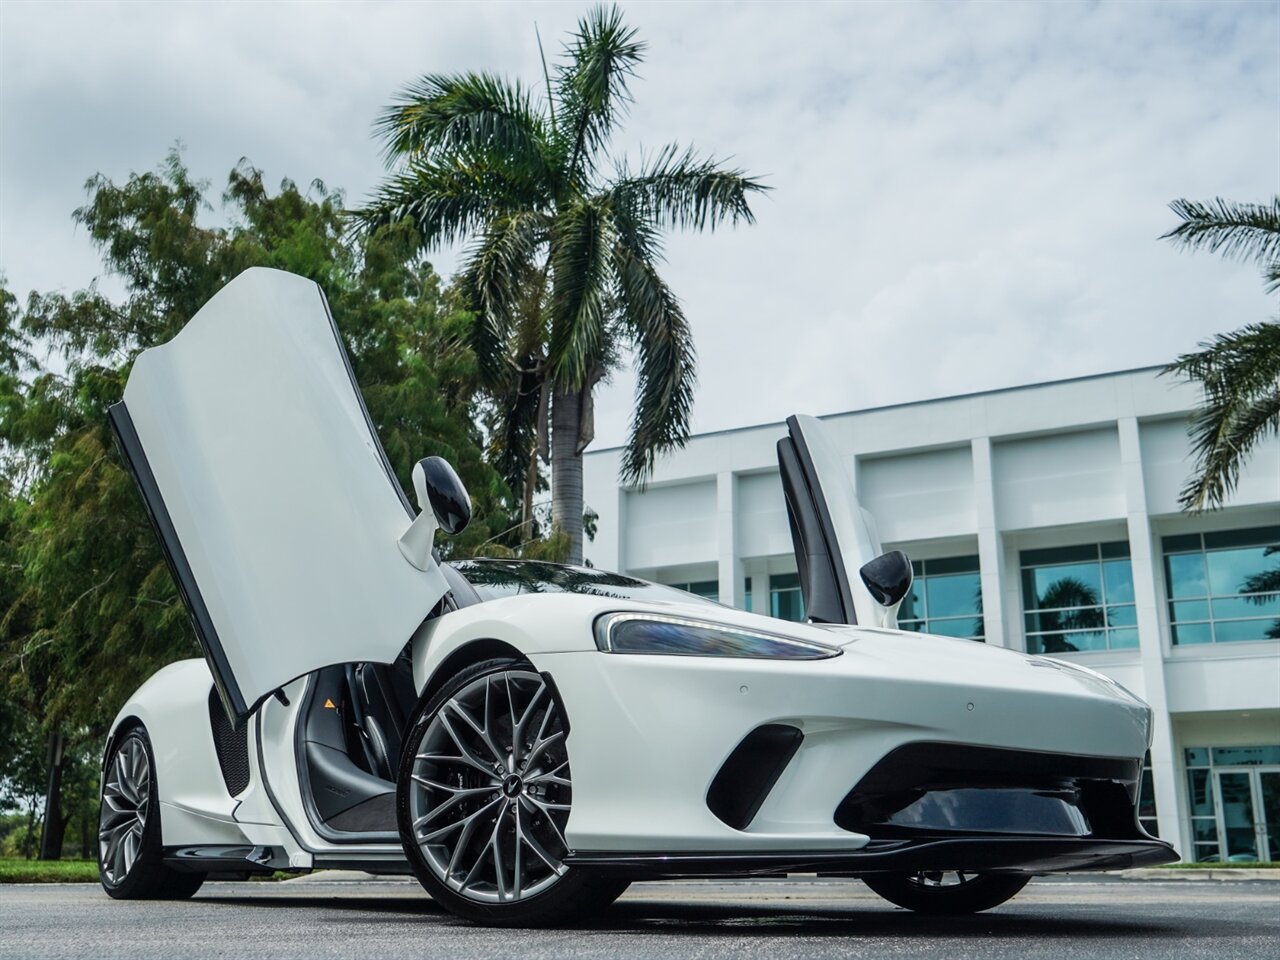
[1215,771,1259,860]
[1260,770,1280,862]
[1213,767,1280,862]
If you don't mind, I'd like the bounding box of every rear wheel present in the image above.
[398,658,627,926]
[862,871,1029,914]
[99,726,205,900]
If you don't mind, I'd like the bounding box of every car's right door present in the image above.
[776,414,886,626]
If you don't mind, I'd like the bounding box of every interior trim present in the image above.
[293,669,399,845]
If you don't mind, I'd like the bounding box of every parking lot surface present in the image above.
[1,876,1277,959]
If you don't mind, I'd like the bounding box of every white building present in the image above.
[583,366,1280,863]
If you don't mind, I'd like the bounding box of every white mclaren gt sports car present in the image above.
[98,268,1176,924]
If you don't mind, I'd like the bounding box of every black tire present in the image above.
[397,657,628,926]
[862,871,1029,914]
[99,725,206,900]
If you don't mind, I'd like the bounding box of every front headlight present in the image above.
[594,612,842,660]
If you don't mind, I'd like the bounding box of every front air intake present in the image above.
[706,724,804,830]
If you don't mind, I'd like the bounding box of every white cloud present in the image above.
[2,0,1276,450]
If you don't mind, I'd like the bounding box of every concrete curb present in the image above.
[1110,868,1280,881]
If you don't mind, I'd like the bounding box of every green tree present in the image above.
[0,152,509,854]
[1161,197,1280,512]
[358,5,765,563]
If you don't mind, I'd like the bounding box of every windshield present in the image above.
[450,559,719,606]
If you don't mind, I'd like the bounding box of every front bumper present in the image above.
[538,627,1164,864]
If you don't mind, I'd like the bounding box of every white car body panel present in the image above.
[107,591,1153,861]
[410,592,1150,853]
[104,660,252,848]
[116,267,447,720]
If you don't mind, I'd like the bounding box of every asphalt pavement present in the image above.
[1,876,1277,959]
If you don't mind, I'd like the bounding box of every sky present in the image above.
[1,0,1277,449]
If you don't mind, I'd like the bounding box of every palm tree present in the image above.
[1161,197,1280,513]
[357,6,765,562]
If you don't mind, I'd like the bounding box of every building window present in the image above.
[1184,745,1280,862]
[1139,750,1158,838]
[1163,527,1280,645]
[668,579,719,603]
[1020,542,1137,653]
[898,555,984,641]
[770,573,805,622]
[743,577,753,613]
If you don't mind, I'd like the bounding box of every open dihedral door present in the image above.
[110,268,448,724]
[776,414,885,626]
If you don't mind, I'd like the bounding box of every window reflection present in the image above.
[898,555,984,641]
[1163,527,1280,645]
[770,573,805,622]
[665,579,720,603]
[1019,542,1136,653]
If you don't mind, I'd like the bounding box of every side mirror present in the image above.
[397,456,471,571]
[412,456,471,535]
[858,550,913,628]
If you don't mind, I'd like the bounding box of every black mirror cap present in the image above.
[419,456,471,536]
[859,550,913,608]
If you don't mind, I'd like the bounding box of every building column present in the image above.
[971,437,1008,647]
[1118,417,1183,854]
[716,471,741,609]
[751,566,770,617]
[609,484,628,573]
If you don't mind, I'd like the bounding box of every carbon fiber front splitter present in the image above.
[564,836,1178,879]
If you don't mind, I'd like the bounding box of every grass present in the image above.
[0,858,99,883]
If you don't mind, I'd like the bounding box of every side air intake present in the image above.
[208,687,251,796]
[706,724,804,830]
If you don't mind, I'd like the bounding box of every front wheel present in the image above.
[397,658,627,926]
[99,725,205,900]
[862,871,1029,914]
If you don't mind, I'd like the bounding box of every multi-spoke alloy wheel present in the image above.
[100,734,150,885]
[398,658,627,925]
[407,667,571,902]
[97,726,205,900]
[862,870,1029,914]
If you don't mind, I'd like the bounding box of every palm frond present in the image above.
[1162,197,1280,273]
[611,144,768,232]
[547,198,612,386]
[457,211,550,384]
[375,72,551,180]
[1166,320,1280,511]
[613,242,696,485]
[554,4,645,183]
[352,160,536,247]
[485,355,545,501]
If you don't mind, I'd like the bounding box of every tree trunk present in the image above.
[521,448,539,542]
[81,805,91,861]
[23,804,36,859]
[39,731,66,860]
[550,388,584,564]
